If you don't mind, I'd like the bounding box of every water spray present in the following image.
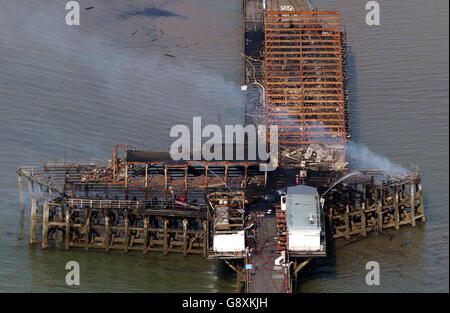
[320,171,363,208]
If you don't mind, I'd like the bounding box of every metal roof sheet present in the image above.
[286,186,320,230]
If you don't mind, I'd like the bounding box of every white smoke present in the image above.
[347,142,410,176]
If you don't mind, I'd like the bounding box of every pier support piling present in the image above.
[85,210,91,252]
[18,174,24,211]
[29,197,38,244]
[183,219,188,256]
[202,220,208,258]
[410,183,416,227]
[394,187,400,230]
[418,182,425,222]
[65,209,71,250]
[163,219,169,255]
[124,214,129,253]
[42,203,49,249]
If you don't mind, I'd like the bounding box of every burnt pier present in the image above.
[16,0,425,294]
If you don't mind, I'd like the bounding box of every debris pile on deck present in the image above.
[280,144,347,170]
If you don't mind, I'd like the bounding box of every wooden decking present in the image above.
[248,215,289,293]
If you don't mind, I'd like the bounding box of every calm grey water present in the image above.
[0,0,448,292]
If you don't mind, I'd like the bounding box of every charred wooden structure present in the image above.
[324,171,425,239]
[41,199,208,256]
[15,0,426,294]
[207,192,247,259]
[17,146,264,257]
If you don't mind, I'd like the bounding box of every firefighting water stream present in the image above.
[322,172,362,198]
[0,0,448,292]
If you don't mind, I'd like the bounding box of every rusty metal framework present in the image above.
[264,11,346,150]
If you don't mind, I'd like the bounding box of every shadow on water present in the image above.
[216,259,239,281]
[296,225,338,292]
[120,8,185,19]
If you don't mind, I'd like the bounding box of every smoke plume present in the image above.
[347,142,410,176]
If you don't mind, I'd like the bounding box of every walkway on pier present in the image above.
[248,215,289,293]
